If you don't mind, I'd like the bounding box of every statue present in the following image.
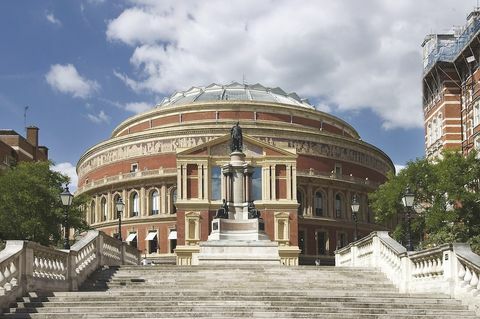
[230,122,243,152]
[215,199,229,219]
[247,201,261,219]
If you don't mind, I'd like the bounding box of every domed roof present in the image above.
[157,82,315,109]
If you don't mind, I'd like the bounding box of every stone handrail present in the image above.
[335,231,480,314]
[77,167,177,194]
[0,230,141,313]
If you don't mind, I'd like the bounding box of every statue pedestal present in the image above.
[208,218,268,241]
[197,240,281,265]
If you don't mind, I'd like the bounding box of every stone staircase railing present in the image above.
[335,231,480,314]
[0,230,140,313]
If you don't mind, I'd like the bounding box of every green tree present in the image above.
[0,161,89,246]
[370,150,480,252]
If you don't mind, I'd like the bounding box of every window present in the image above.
[335,194,342,218]
[314,191,323,216]
[475,102,480,127]
[150,190,159,215]
[146,231,158,254]
[432,118,438,141]
[299,230,305,255]
[316,231,327,255]
[251,167,262,201]
[334,163,342,178]
[171,188,177,214]
[337,232,347,249]
[211,166,221,200]
[101,197,107,221]
[297,190,304,216]
[131,163,138,172]
[130,192,139,217]
[113,194,121,219]
[90,201,96,224]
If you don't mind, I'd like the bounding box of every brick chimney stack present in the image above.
[26,126,39,148]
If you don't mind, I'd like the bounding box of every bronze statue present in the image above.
[248,201,261,219]
[230,122,243,152]
[215,199,229,219]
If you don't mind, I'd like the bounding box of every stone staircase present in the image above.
[2,265,478,318]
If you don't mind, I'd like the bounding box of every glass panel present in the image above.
[251,167,262,201]
[211,166,221,200]
[151,191,159,215]
[317,232,326,255]
[315,192,323,216]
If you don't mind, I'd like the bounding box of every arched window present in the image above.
[432,118,438,141]
[150,190,159,215]
[171,188,177,214]
[90,201,96,224]
[101,197,107,221]
[130,192,139,217]
[335,194,343,218]
[314,191,324,217]
[113,194,121,219]
[297,190,304,216]
[437,114,443,139]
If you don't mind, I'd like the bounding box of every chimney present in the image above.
[26,126,39,147]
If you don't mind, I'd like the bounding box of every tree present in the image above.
[0,161,89,246]
[370,150,480,252]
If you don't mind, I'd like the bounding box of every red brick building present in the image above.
[76,83,394,265]
[0,126,48,170]
[422,10,480,158]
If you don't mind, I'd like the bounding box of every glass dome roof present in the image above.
[157,82,314,109]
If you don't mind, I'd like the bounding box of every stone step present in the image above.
[2,311,477,319]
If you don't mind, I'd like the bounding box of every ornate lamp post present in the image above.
[60,185,73,250]
[402,187,415,251]
[116,197,125,241]
[351,194,360,242]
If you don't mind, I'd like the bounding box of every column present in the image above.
[346,190,351,221]
[140,187,146,216]
[198,163,203,200]
[306,185,313,216]
[221,170,226,200]
[327,188,333,218]
[286,165,292,200]
[107,192,112,220]
[271,165,276,200]
[182,165,187,200]
[292,166,297,201]
[177,166,182,199]
[95,196,100,222]
[204,165,209,200]
[160,184,167,214]
[245,173,251,202]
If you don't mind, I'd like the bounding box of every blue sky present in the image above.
[0,1,475,189]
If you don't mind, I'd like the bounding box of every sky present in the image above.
[0,0,477,191]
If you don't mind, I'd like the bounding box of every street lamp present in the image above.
[351,194,360,241]
[116,197,125,241]
[402,187,415,251]
[60,185,73,250]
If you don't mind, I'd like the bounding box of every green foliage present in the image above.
[370,150,480,252]
[0,161,89,247]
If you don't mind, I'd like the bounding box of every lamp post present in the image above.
[60,185,73,250]
[402,187,415,251]
[116,197,125,241]
[351,194,360,242]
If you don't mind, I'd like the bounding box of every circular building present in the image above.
[76,82,394,265]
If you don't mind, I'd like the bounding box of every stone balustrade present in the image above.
[0,230,140,313]
[296,168,381,188]
[335,231,480,314]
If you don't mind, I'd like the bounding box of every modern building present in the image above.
[0,126,48,170]
[422,10,480,158]
[76,83,394,265]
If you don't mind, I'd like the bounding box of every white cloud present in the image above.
[45,64,99,99]
[394,164,406,175]
[124,102,152,114]
[106,0,474,130]
[52,162,78,192]
[86,110,110,124]
[46,12,61,26]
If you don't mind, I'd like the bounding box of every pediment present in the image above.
[177,134,296,158]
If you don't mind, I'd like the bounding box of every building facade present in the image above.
[0,126,48,170]
[422,10,480,158]
[76,83,394,265]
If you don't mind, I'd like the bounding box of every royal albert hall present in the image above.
[76,83,394,265]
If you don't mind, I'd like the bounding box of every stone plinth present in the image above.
[208,218,268,241]
[197,240,281,265]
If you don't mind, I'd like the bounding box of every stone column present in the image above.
[307,185,313,216]
[160,184,167,214]
[177,166,182,199]
[182,165,187,199]
[292,166,297,201]
[286,165,292,200]
[140,187,146,216]
[122,189,127,219]
[271,165,276,200]
[107,192,112,220]
[204,165,209,200]
[198,164,203,200]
